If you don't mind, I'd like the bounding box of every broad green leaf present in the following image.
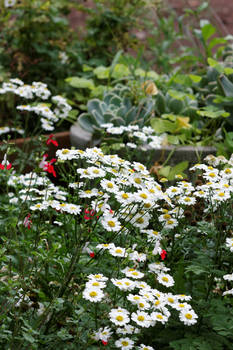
[219,74,233,97]
[208,37,226,51]
[65,77,95,89]
[111,64,130,79]
[147,70,159,80]
[189,74,202,83]
[169,161,188,180]
[166,135,182,145]
[224,67,233,75]
[151,118,177,134]
[207,58,223,73]
[82,64,93,72]
[109,50,123,77]
[93,66,110,79]
[197,107,229,119]
[158,165,171,178]
[168,89,195,101]
[201,23,216,41]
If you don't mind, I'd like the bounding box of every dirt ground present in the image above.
[169,0,233,36]
[68,0,233,36]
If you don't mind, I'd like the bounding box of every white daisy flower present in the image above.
[179,309,198,325]
[115,337,134,350]
[138,344,155,350]
[226,237,233,252]
[157,273,175,287]
[86,280,106,289]
[109,308,130,326]
[109,246,128,258]
[87,274,108,282]
[122,267,144,279]
[131,310,152,328]
[82,287,104,303]
[101,214,121,232]
[150,311,169,324]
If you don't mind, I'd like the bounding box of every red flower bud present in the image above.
[160,249,167,260]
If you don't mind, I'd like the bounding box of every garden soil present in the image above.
[68,0,233,35]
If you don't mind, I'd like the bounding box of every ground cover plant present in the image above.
[0,140,233,349]
[0,0,233,349]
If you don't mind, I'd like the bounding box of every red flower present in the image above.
[0,163,12,170]
[46,134,58,147]
[84,208,96,220]
[160,249,167,260]
[23,214,32,229]
[101,340,108,346]
[40,155,57,177]
[44,159,57,177]
[89,252,95,258]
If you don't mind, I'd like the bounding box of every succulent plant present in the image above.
[78,84,154,134]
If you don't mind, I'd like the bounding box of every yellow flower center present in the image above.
[62,149,69,154]
[167,220,174,225]
[136,217,144,224]
[122,193,129,199]
[92,282,99,286]
[137,315,145,321]
[163,214,171,220]
[89,291,97,297]
[185,313,193,320]
[140,193,148,199]
[122,341,129,346]
[134,178,142,184]
[116,315,124,321]
[107,221,116,227]
[132,272,139,276]
[225,168,231,174]
[115,249,123,254]
[144,203,151,208]
[157,314,163,319]
[107,183,113,188]
[162,277,169,282]
[208,172,216,178]
[218,192,225,197]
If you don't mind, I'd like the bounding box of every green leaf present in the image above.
[82,64,93,72]
[201,23,216,41]
[197,107,229,119]
[166,135,181,145]
[168,89,195,101]
[111,64,130,79]
[151,118,177,134]
[219,74,233,97]
[109,50,123,77]
[224,67,233,75]
[65,77,95,89]
[185,264,207,275]
[207,58,223,73]
[189,74,202,83]
[169,161,188,180]
[159,165,171,178]
[93,66,110,79]
[208,37,226,51]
